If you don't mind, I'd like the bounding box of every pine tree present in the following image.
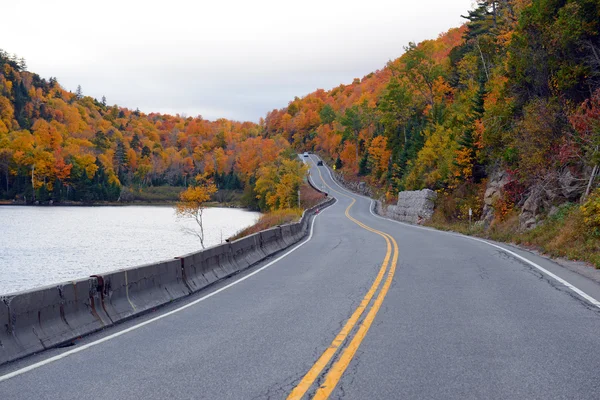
[131,133,141,150]
[114,139,128,182]
[334,156,343,170]
[455,74,487,181]
[358,151,370,176]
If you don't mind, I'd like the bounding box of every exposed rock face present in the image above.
[519,169,588,229]
[333,171,372,197]
[384,189,437,224]
[558,169,582,200]
[520,185,544,230]
[482,167,586,230]
[482,169,512,223]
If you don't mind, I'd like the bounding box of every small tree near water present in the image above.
[176,178,217,249]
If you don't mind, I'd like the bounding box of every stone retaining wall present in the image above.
[383,189,437,224]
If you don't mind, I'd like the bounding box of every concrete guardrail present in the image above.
[0,196,335,366]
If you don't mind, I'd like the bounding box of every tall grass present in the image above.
[300,182,327,209]
[427,202,600,268]
[229,208,303,241]
[517,204,600,268]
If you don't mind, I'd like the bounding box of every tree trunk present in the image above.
[355,130,359,169]
[583,164,599,201]
[196,208,205,249]
[476,38,490,81]
[31,164,35,203]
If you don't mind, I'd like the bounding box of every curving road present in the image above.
[2,156,600,399]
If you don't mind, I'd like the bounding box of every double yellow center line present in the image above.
[287,165,399,399]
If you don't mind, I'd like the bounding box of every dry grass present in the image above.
[300,182,327,209]
[517,205,600,268]
[229,183,326,241]
[229,208,303,241]
[427,203,600,268]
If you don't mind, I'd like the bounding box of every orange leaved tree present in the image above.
[175,177,217,248]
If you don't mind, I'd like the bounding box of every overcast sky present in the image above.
[2,0,474,122]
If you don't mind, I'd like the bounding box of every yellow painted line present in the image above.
[287,212,391,399]
[287,163,400,399]
[314,232,398,399]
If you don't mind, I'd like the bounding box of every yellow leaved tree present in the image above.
[176,176,217,248]
[255,159,307,210]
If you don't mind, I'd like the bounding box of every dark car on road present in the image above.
[317,160,323,166]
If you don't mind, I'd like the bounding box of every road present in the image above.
[2,155,600,399]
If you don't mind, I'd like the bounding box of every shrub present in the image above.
[581,189,600,237]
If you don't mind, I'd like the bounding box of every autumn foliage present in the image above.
[261,0,600,215]
[0,49,301,210]
[176,178,218,248]
[2,0,600,221]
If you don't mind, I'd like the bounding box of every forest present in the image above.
[263,0,600,235]
[1,0,600,240]
[0,49,306,211]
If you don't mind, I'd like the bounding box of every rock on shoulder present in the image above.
[386,189,437,224]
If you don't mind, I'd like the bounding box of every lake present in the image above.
[0,206,261,295]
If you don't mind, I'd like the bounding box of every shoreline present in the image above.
[0,200,246,208]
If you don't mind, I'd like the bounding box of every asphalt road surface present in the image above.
[2,155,600,399]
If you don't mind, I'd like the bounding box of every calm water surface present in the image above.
[0,206,260,295]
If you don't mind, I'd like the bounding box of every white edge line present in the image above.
[0,199,337,383]
[313,155,600,309]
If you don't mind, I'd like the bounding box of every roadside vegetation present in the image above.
[175,176,218,248]
[229,208,303,241]
[427,189,600,268]
[229,182,326,241]
[299,181,327,209]
[261,0,600,267]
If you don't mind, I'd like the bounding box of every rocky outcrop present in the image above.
[482,167,586,230]
[519,185,545,229]
[384,189,437,224]
[519,169,585,229]
[482,169,512,223]
[333,171,373,197]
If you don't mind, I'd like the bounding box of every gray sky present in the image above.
[2,0,473,122]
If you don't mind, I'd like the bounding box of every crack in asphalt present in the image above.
[330,238,343,252]
[485,248,600,313]
[252,372,299,400]
[335,349,364,399]
[508,255,600,314]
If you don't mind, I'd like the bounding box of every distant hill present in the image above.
[2,0,600,243]
[262,0,600,232]
[0,49,302,210]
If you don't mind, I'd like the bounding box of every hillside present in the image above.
[1,0,599,264]
[0,51,304,211]
[261,0,600,265]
